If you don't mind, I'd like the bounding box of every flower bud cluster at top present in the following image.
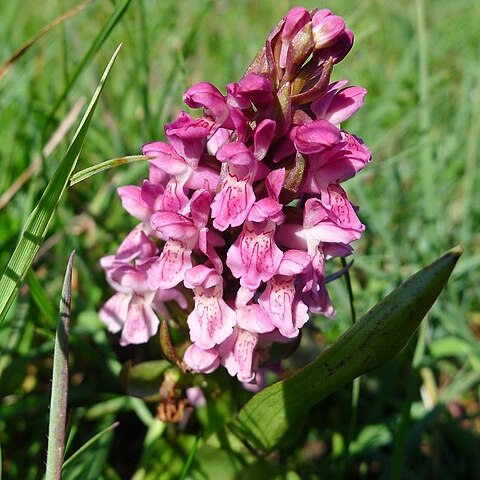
[100,7,371,390]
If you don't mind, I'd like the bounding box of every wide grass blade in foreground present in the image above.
[0,45,122,325]
[229,246,463,451]
[45,251,75,480]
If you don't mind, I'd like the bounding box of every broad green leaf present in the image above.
[45,251,75,480]
[69,154,150,186]
[0,45,121,326]
[229,246,462,451]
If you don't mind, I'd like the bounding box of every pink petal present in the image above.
[293,119,341,154]
[184,344,220,374]
[152,287,188,318]
[248,197,284,224]
[143,141,188,177]
[147,240,192,289]
[99,292,131,333]
[211,172,256,231]
[235,286,255,308]
[165,111,213,167]
[186,387,206,407]
[304,195,363,245]
[322,185,364,233]
[236,304,275,334]
[187,296,236,349]
[190,189,211,228]
[318,28,354,64]
[253,119,276,160]
[183,82,229,124]
[259,276,300,338]
[184,265,220,290]
[207,127,231,155]
[119,301,159,346]
[110,265,151,295]
[184,266,236,348]
[236,73,274,108]
[183,163,220,191]
[115,225,158,262]
[278,249,311,276]
[160,178,189,213]
[151,212,197,243]
[117,185,151,222]
[226,220,284,290]
[302,247,335,318]
[303,132,371,192]
[265,168,285,200]
[312,9,346,48]
[220,328,258,383]
[216,141,257,167]
[314,85,367,125]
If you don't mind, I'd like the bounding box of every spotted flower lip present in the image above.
[100,6,371,389]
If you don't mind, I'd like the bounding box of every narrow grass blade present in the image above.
[45,250,75,480]
[69,155,150,186]
[25,269,57,328]
[228,246,463,451]
[416,0,435,222]
[0,0,93,80]
[61,422,119,471]
[179,435,200,480]
[0,45,122,326]
[45,0,132,128]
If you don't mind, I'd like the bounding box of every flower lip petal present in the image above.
[184,265,221,290]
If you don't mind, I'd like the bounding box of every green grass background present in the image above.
[0,0,479,478]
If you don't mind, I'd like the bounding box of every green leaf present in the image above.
[121,359,171,399]
[0,44,122,326]
[45,250,75,480]
[228,246,463,451]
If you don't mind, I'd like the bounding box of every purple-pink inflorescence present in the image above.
[99,7,371,390]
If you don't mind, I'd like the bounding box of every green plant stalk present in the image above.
[341,256,359,476]
[69,155,150,186]
[45,250,75,480]
[389,319,428,480]
[228,246,462,452]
